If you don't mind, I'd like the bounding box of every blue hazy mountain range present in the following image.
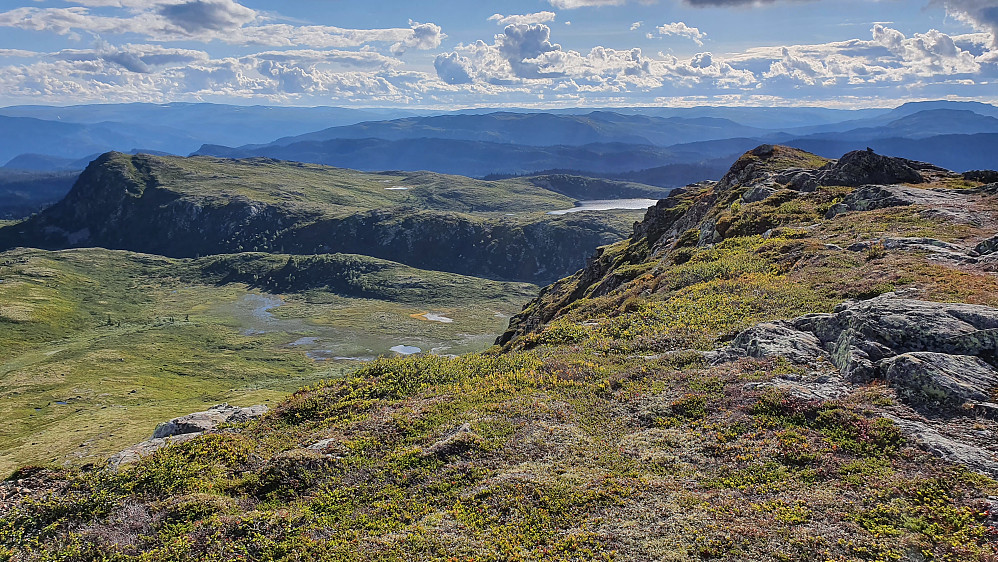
[2,100,997,219]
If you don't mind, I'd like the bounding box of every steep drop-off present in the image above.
[0,153,666,284]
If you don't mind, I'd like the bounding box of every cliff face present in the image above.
[0,153,638,284]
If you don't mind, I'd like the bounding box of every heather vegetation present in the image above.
[0,248,536,475]
[3,146,998,560]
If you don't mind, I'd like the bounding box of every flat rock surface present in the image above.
[109,403,268,470]
[881,352,998,406]
[153,403,268,439]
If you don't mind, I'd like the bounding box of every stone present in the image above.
[109,403,268,470]
[826,184,968,218]
[845,237,977,264]
[973,402,998,420]
[729,322,828,366]
[964,170,998,184]
[817,148,924,187]
[741,185,777,204]
[106,433,201,471]
[307,438,347,457]
[425,423,482,456]
[152,403,268,439]
[885,415,998,478]
[975,234,998,256]
[797,296,998,361]
[724,296,998,404]
[881,352,998,406]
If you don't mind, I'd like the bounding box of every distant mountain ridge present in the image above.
[248,111,777,149]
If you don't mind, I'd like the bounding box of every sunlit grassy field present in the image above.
[0,248,537,474]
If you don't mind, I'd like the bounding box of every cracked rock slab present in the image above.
[885,415,998,478]
[881,352,998,406]
[826,185,972,218]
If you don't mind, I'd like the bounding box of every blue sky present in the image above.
[0,0,995,108]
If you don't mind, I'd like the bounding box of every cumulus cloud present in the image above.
[489,12,557,26]
[0,3,444,52]
[390,20,444,55]
[0,0,995,108]
[158,0,256,34]
[431,22,754,94]
[938,0,998,48]
[872,23,980,75]
[434,52,474,84]
[630,21,643,31]
[656,22,707,46]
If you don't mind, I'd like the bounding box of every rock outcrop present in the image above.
[724,295,998,407]
[825,184,975,218]
[721,295,998,476]
[152,403,268,439]
[108,404,268,470]
[817,148,925,187]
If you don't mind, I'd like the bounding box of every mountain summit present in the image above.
[3,146,998,560]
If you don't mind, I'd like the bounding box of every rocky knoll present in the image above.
[107,404,267,470]
[724,295,998,410]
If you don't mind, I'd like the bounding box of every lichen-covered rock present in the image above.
[885,415,998,478]
[108,403,268,470]
[881,352,998,406]
[152,403,268,439]
[825,184,968,218]
[726,295,998,408]
[741,185,778,204]
[106,433,201,471]
[798,296,998,365]
[728,322,827,365]
[817,148,924,187]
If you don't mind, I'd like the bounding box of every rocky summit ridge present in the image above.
[4,145,998,561]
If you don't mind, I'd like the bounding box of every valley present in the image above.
[0,155,665,474]
[5,144,998,560]
[0,247,538,474]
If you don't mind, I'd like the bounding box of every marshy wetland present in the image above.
[0,247,536,473]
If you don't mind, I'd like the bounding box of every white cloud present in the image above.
[489,12,557,26]
[630,21,643,30]
[1,1,996,109]
[0,49,42,58]
[939,0,998,48]
[656,22,707,46]
[0,3,444,52]
[157,0,256,34]
[872,24,980,75]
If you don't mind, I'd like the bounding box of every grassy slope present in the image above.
[4,148,998,560]
[0,248,536,474]
[104,154,578,214]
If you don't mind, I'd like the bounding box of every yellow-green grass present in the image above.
[0,248,536,473]
[113,153,580,215]
[6,157,998,560]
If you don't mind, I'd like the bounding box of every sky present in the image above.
[0,0,996,108]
